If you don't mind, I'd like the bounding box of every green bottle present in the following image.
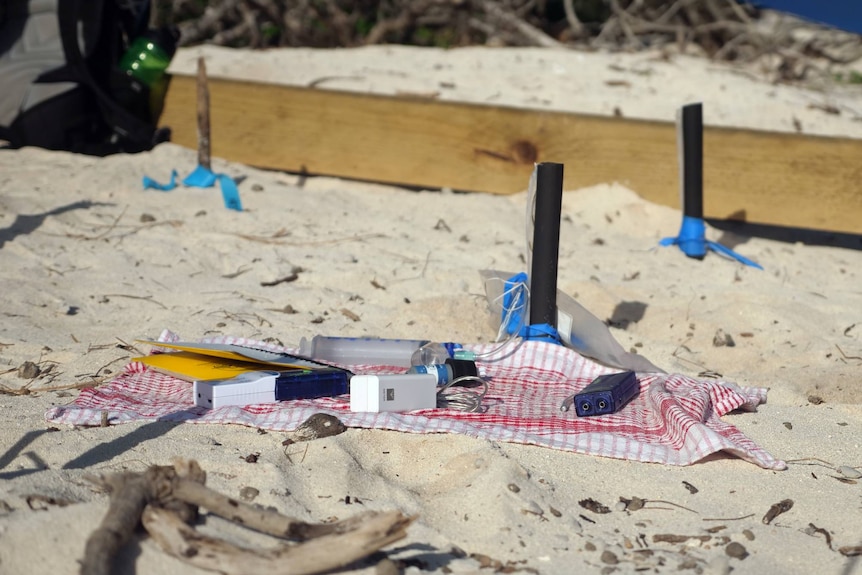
[117,27,179,122]
[119,27,178,87]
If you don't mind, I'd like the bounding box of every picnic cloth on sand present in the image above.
[45,335,786,470]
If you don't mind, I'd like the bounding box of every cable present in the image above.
[436,375,489,413]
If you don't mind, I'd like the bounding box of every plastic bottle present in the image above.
[410,342,451,366]
[119,27,179,87]
[299,336,472,367]
[407,358,478,386]
[299,336,433,368]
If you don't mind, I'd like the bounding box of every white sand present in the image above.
[0,45,860,575]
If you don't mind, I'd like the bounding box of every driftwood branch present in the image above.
[80,460,205,575]
[562,0,586,39]
[143,506,413,575]
[171,477,377,540]
[80,459,412,575]
[80,468,162,575]
[479,0,562,48]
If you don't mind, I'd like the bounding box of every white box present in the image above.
[194,371,277,409]
[349,374,437,412]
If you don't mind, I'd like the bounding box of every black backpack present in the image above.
[0,0,173,155]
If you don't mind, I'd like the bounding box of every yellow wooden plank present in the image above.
[160,74,862,235]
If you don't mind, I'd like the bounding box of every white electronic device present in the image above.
[193,368,350,409]
[349,373,437,412]
[194,371,278,409]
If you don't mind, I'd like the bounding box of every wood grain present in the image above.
[160,75,862,234]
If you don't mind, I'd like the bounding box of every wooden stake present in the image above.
[197,57,211,170]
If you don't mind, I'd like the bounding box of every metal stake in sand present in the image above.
[528,162,564,339]
[679,102,705,258]
[660,103,762,269]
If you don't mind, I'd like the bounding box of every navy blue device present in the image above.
[574,371,639,417]
[274,368,350,401]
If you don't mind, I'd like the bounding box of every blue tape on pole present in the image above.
[668,215,707,258]
[501,272,561,344]
[661,215,763,269]
[143,166,243,211]
[182,165,243,211]
[182,164,217,188]
[518,322,562,344]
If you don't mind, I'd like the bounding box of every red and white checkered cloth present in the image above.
[44,336,786,470]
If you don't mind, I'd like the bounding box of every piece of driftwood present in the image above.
[171,477,364,540]
[80,460,205,575]
[142,506,413,575]
[80,459,411,575]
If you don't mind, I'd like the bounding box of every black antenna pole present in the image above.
[529,162,564,329]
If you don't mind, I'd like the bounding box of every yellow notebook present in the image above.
[133,351,271,382]
[133,340,347,382]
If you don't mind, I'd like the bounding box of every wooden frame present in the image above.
[160,74,862,235]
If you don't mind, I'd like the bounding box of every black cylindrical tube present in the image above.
[680,103,704,219]
[529,162,564,329]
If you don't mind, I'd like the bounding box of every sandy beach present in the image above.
[1,44,861,575]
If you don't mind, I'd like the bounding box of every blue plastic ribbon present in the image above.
[143,165,243,211]
[143,169,178,191]
[660,215,762,269]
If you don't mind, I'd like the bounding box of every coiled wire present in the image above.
[436,375,489,413]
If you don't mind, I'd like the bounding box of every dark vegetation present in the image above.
[154,1,862,83]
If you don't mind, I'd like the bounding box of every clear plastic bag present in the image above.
[480,269,664,373]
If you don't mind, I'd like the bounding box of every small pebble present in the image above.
[725,541,749,560]
[17,361,40,379]
[742,529,755,541]
[239,486,259,501]
[600,550,619,565]
[837,465,862,479]
[807,395,824,405]
[291,413,346,441]
[507,483,520,493]
[713,329,735,347]
[783,421,792,430]
[584,541,597,552]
